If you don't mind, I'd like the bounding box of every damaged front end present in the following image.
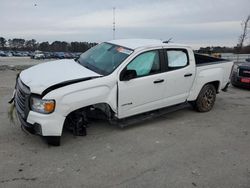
[63,104,116,136]
[64,110,88,136]
[12,76,43,135]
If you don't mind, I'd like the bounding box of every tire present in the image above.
[193,84,216,112]
[46,136,61,146]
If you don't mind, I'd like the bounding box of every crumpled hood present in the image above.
[20,59,101,95]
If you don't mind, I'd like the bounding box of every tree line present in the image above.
[196,45,250,54]
[1,37,250,54]
[198,15,250,54]
[0,37,97,52]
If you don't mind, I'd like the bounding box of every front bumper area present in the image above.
[26,111,65,136]
[14,77,66,136]
[16,108,66,136]
[16,110,42,135]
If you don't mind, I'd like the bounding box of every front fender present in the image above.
[43,77,117,117]
[60,85,116,116]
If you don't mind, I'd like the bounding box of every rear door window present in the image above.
[165,50,188,70]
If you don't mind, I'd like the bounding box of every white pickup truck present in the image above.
[11,39,233,146]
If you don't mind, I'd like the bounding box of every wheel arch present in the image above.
[207,80,220,93]
[188,80,221,101]
[64,102,116,122]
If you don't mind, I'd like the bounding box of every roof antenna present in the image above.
[163,38,172,43]
[113,7,116,40]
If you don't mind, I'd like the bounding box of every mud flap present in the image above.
[222,82,230,92]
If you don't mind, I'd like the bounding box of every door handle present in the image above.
[184,73,193,77]
[154,79,164,84]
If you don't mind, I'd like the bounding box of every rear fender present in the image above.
[187,67,222,101]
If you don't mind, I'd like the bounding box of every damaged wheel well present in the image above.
[63,103,116,136]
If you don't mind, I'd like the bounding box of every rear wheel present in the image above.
[193,84,216,112]
[46,136,61,146]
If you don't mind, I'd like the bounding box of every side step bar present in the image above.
[115,102,190,128]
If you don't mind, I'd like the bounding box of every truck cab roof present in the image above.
[108,39,190,50]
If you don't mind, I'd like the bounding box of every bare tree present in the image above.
[238,15,250,50]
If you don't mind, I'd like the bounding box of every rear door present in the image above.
[161,49,195,105]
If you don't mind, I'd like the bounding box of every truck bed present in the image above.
[194,53,228,66]
[187,54,233,101]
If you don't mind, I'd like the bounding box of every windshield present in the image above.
[78,42,133,75]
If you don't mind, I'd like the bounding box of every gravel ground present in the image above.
[0,66,250,188]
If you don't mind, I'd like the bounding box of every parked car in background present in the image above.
[5,51,13,57]
[64,52,71,59]
[33,50,45,59]
[43,52,53,59]
[74,52,82,59]
[12,51,24,56]
[0,51,7,56]
[54,52,66,59]
[231,61,250,89]
[1,50,83,59]
[22,51,29,56]
[0,51,13,57]
[72,53,78,59]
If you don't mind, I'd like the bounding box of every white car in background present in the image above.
[33,50,45,59]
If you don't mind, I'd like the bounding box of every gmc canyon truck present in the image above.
[11,39,233,146]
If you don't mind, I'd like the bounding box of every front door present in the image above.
[118,50,165,118]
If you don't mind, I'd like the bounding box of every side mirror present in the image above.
[121,69,137,81]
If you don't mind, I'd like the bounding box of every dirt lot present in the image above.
[0,67,250,187]
[0,57,50,66]
[0,57,50,71]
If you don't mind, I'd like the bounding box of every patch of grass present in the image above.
[8,102,16,123]
[8,72,20,123]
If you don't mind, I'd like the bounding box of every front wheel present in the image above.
[46,136,61,146]
[193,84,216,112]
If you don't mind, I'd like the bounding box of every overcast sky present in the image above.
[0,0,249,48]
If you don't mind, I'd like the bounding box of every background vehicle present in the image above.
[54,52,65,59]
[5,51,13,57]
[0,51,7,56]
[12,39,233,146]
[231,61,250,88]
[33,50,45,59]
[34,53,45,59]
